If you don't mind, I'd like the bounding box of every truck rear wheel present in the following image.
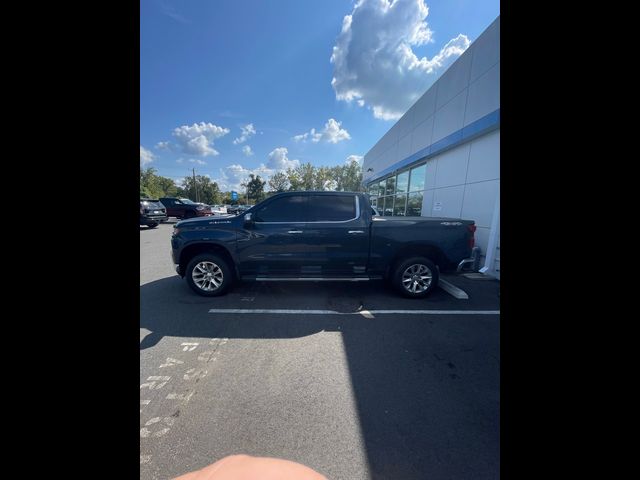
[391,256,438,298]
[185,253,233,297]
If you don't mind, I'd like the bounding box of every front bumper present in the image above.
[141,215,168,225]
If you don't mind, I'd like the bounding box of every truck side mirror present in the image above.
[244,212,254,227]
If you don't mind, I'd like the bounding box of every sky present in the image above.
[140,0,500,192]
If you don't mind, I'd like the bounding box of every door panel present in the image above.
[303,195,369,274]
[236,194,309,275]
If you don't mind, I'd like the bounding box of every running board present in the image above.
[249,276,382,282]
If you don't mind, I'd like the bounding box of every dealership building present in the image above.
[362,16,500,279]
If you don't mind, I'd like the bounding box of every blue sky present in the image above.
[140,0,500,192]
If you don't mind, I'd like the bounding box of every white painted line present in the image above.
[208,308,499,315]
[438,279,469,299]
[159,357,184,368]
[140,455,152,464]
[183,368,207,381]
[140,376,171,390]
[166,391,195,402]
[180,342,199,351]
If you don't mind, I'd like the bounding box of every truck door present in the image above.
[236,193,309,275]
[303,194,370,275]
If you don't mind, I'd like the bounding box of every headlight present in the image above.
[196,206,204,211]
[172,227,181,236]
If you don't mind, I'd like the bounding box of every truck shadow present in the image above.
[140,277,500,479]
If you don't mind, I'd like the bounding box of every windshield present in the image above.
[179,198,196,205]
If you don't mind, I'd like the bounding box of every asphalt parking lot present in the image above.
[140,221,500,480]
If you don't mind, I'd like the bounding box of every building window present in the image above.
[393,194,407,216]
[380,196,393,216]
[409,164,426,192]
[396,170,409,194]
[385,176,396,196]
[407,191,423,216]
[378,179,386,197]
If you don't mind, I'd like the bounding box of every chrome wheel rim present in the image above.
[401,264,433,294]
[192,261,223,291]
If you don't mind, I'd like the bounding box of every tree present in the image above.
[314,166,333,190]
[181,175,222,205]
[268,171,289,192]
[244,174,266,204]
[340,158,364,192]
[140,167,180,198]
[287,162,315,190]
[285,167,303,191]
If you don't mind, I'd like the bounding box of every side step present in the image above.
[248,276,383,282]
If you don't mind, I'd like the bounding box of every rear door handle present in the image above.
[348,230,364,234]
[287,230,303,234]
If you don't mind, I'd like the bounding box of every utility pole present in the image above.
[192,168,199,202]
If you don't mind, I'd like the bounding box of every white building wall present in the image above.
[362,16,500,274]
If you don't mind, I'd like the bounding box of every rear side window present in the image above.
[307,195,357,222]
[254,195,307,222]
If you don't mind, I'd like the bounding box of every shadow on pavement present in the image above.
[140,277,500,478]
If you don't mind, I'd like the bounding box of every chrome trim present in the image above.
[457,258,474,272]
[255,276,371,282]
[287,230,303,234]
[348,230,364,234]
[254,195,361,224]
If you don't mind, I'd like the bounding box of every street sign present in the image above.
[231,191,238,200]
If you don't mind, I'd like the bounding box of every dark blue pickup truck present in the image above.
[171,191,476,298]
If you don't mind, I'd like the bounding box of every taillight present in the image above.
[468,224,476,249]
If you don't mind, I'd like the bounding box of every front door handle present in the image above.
[348,230,365,234]
[288,230,303,234]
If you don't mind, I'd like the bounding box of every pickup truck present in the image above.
[170,191,476,298]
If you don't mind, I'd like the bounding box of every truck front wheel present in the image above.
[391,256,439,298]
[185,253,233,297]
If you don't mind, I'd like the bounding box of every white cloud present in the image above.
[176,158,184,164]
[330,0,470,120]
[170,122,230,156]
[292,133,308,142]
[214,163,272,192]
[213,147,299,192]
[345,154,363,165]
[156,141,171,150]
[140,146,154,166]
[242,145,254,156]
[233,123,256,144]
[267,147,300,171]
[189,159,207,165]
[292,118,351,144]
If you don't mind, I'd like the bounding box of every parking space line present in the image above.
[208,308,499,315]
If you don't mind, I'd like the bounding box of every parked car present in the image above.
[139,199,167,228]
[171,191,476,298]
[227,205,250,215]
[209,204,228,215]
[159,197,213,219]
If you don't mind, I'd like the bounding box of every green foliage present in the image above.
[268,171,289,192]
[269,159,363,193]
[140,167,179,199]
[180,175,222,205]
[242,174,266,203]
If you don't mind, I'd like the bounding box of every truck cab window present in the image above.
[253,195,307,222]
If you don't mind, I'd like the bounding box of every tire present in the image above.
[185,253,233,297]
[391,256,439,298]
[147,222,158,229]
